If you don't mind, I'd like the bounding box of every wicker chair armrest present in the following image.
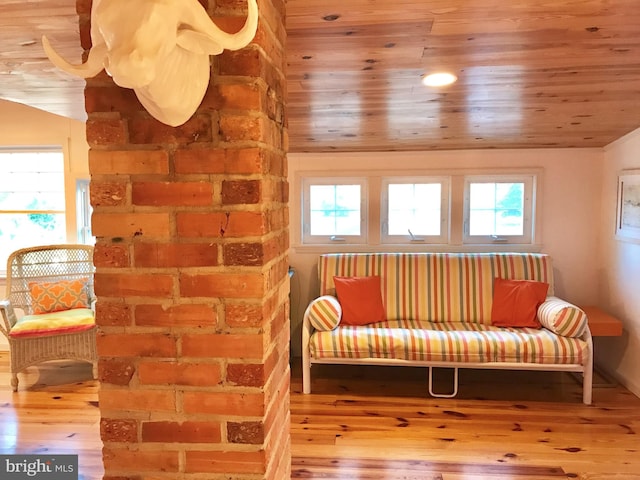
[0,299,17,338]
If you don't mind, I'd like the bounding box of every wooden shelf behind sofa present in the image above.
[581,306,623,337]
[580,305,623,388]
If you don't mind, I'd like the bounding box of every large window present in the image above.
[298,171,538,248]
[302,177,367,244]
[463,175,535,244]
[381,177,449,244]
[0,147,66,270]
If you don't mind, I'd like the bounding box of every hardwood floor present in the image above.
[0,353,102,479]
[2,352,640,479]
[293,365,640,479]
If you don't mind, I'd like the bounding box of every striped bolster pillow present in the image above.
[538,297,588,338]
[306,295,342,331]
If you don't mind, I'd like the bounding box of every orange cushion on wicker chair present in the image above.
[29,279,90,314]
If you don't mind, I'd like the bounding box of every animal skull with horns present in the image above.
[43,0,258,126]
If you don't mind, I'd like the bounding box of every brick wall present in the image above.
[81,0,290,477]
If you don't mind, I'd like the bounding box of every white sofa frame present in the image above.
[302,314,594,405]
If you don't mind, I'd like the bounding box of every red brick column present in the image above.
[81,0,290,478]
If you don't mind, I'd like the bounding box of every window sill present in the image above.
[292,243,544,255]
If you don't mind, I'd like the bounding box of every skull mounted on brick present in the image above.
[43,0,258,127]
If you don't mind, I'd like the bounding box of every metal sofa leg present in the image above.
[582,331,594,405]
[583,350,593,405]
[428,367,459,398]
[301,312,313,394]
[302,353,311,394]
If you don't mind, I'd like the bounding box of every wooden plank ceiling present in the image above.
[1,0,639,152]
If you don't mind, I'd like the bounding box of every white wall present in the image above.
[597,127,640,396]
[0,100,89,351]
[288,148,603,356]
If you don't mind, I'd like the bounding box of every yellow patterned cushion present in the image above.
[29,279,90,314]
[10,308,95,338]
[306,295,341,331]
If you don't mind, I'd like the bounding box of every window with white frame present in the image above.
[381,177,449,244]
[463,174,535,244]
[302,177,367,244]
[76,179,94,245]
[0,147,67,271]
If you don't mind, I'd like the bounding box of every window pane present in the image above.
[0,151,65,211]
[469,210,496,235]
[309,184,361,235]
[76,179,94,245]
[310,211,335,235]
[335,211,361,235]
[309,185,335,211]
[469,183,496,209]
[388,183,441,235]
[0,213,66,268]
[469,182,524,236]
[0,191,65,210]
[0,148,66,269]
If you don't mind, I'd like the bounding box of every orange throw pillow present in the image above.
[29,279,90,314]
[491,278,549,328]
[334,276,386,326]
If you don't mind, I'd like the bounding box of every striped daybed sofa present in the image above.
[302,252,593,404]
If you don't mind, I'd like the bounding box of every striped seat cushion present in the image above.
[310,319,587,365]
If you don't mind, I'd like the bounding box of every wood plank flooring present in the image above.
[1,352,640,479]
[0,353,102,480]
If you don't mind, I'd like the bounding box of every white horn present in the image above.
[182,0,258,52]
[42,35,107,78]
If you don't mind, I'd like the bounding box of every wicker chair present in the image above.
[0,244,97,391]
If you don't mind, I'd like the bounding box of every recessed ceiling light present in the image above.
[422,72,457,87]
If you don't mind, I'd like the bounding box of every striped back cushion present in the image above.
[318,253,554,325]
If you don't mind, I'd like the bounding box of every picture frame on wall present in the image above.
[616,169,640,242]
